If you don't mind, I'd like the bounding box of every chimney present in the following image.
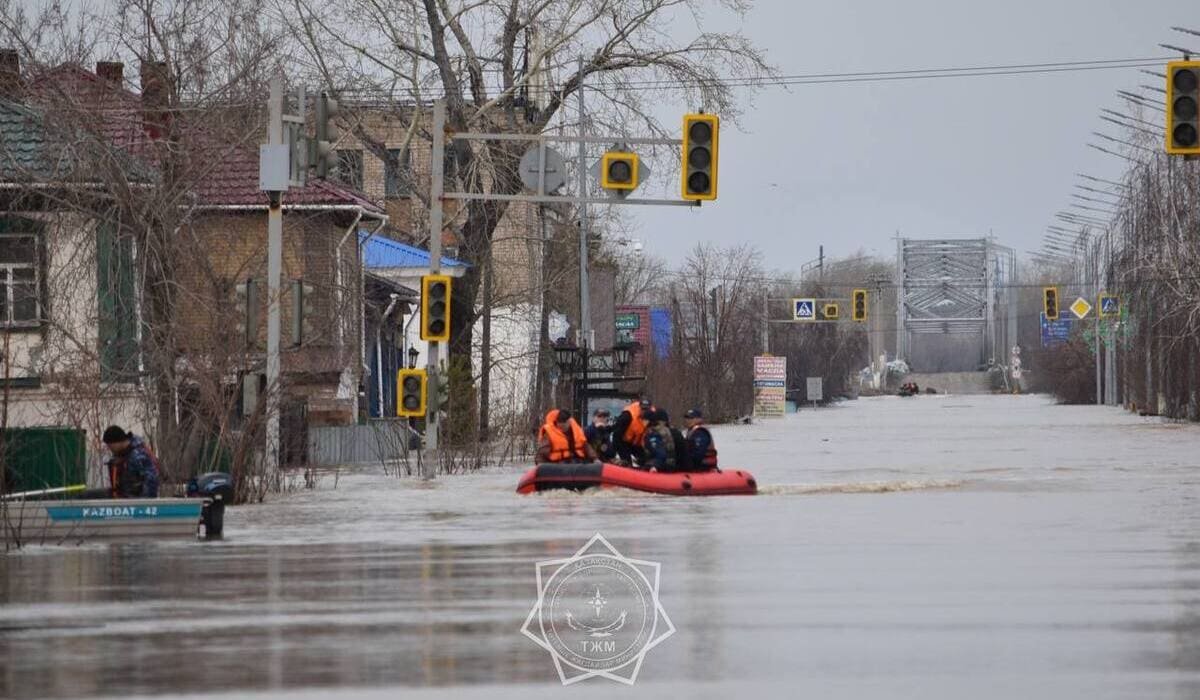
[96,61,124,88]
[139,60,169,138]
[0,49,21,100]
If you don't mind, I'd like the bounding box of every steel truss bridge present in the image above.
[895,238,1018,369]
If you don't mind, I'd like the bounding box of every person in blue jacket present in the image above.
[102,425,161,498]
[683,408,719,471]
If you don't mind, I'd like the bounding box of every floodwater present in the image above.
[2,394,1200,699]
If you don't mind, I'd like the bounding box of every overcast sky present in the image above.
[631,0,1195,268]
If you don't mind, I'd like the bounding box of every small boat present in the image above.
[1,473,233,543]
[516,462,758,496]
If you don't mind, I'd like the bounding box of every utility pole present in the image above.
[576,57,592,353]
[761,292,769,354]
[265,76,284,476]
[424,99,447,479]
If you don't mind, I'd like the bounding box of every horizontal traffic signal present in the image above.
[421,274,452,342]
[1167,61,1200,155]
[1043,287,1059,321]
[682,113,719,201]
[852,289,868,322]
[600,151,639,191]
[823,303,839,320]
[397,368,427,418]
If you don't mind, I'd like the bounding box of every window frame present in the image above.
[384,147,412,198]
[0,230,43,329]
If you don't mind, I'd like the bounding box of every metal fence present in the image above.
[307,421,417,468]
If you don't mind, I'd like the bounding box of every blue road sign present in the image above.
[1099,295,1119,318]
[793,298,815,321]
[1040,312,1073,347]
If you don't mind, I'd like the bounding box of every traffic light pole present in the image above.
[423,99,448,479]
[577,57,593,356]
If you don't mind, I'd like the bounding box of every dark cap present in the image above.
[555,409,573,423]
[594,408,611,417]
[654,409,670,424]
[102,425,129,444]
[684,408,703,419]
[638,399,652,411]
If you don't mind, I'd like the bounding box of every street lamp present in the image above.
[612,341,637,372]
[552,336,581,373]
[407,346,420,369]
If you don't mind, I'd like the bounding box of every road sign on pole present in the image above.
[806,376,823,405]
[792,298,816,321]
[1070,297,1093,320]
[1098,294,1120,318]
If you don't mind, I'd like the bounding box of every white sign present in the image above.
[806,376,823,402]
[792,298,816,321]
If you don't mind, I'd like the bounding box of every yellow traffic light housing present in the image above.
[823,303,839,320]
[852,289,868,322]
[1166,61,1200,155]
[397,368,427,418]
[421,274,452,342]
[681,113,719,201]
[1043,287,1059,321]
[600,151,639,191]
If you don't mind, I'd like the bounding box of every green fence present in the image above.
[0,428,86,492]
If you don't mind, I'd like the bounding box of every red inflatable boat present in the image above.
[516,462,757,496]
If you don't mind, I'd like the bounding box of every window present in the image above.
[384,148,411,198]
[97,222,139,382]
[0,222,41,327]
[335,149,364,191]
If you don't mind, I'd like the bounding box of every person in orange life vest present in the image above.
[536,409,598,463]
[611,398,653,466]
[683,408,719,471]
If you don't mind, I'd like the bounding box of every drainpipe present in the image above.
[376,293,401,418]
[334,211,364,361]
[360,220,385,396]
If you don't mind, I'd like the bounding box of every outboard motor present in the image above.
[187,472,234,539]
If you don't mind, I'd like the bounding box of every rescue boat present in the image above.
[516,462,758,496]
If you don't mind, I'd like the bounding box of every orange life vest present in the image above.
[539,410,590,462]
[621,401,651,446]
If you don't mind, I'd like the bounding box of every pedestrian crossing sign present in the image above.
[1098,294,1119,319]
[793,298,816,321]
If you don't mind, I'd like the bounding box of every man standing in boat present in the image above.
[536,410,598,463]
[102,425,161,498]
[683,408,719,471]
[611,398,653,466]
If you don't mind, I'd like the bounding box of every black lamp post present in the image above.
[612,341,636,372]
[407,346,420,369]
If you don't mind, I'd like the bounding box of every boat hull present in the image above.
[3,498,209,542]
[516,462,757,496]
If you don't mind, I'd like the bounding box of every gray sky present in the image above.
[634,0,1195,268]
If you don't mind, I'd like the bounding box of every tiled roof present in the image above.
[0,99,53,180]
[361,232,467,269]
[22,64,384,213]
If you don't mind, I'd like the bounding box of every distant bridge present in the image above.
[895,238,1018,371]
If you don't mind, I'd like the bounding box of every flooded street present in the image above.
[3,394,1200,699]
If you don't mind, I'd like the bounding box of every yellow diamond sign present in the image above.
[1070,297,1092,319]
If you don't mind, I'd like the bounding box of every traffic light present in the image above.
[1166,61,1200,155]
[823,303,839,320]
[291,279,315,347]
[421,274,452,342]
[235,279,257,348]
[1043,286,1059,321]
[600,151,639,191]
[681,113,719,201]
[313,90,340,178]
[852,289,868,322]
[397,368,427,418]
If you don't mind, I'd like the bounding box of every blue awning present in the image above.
[360,231,467,270]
